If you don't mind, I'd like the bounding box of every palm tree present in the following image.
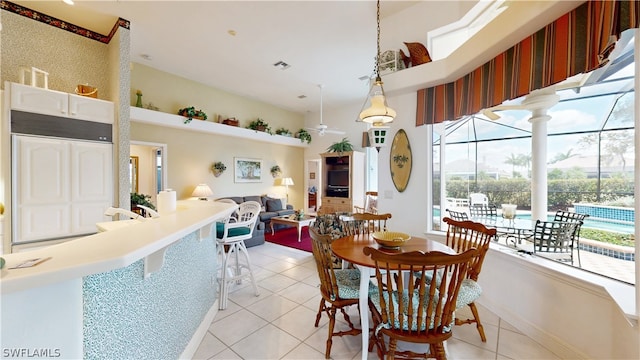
[504,153,520,177]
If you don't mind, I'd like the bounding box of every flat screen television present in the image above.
[327,170,349,187]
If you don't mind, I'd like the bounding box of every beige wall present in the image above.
[131,122,305,209]
[0,11,111,99]
[130,63,303,131]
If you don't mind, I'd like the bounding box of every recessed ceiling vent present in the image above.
[273,61,291,70]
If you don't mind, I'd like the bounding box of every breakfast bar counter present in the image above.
[1,200,235,359]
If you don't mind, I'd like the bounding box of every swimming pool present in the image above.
[512,213,634,234]
[436,207,634,234]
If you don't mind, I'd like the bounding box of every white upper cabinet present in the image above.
[9,82,114,124]
[10,82,68,117]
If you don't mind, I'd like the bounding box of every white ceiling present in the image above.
[10,1,584,115]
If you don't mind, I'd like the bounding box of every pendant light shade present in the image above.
[359,0,395,125]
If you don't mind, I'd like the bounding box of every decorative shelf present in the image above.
[130,107,308,148]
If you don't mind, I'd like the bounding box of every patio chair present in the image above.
[469,204,497,217]
[469,193,489,206]
[446,208,469,221]
[309,226,363,359]
[216,200,261,310]
[553,210,589,267]
[531,220,579,265]
[364,246,479,360]
[443,217,497,342]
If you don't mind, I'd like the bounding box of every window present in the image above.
[429,63,635,285]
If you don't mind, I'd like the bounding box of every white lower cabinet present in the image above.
[13,135,113,243]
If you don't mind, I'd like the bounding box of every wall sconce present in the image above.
[192,183,213,200]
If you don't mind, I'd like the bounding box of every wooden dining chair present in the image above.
[309,226,363,359]
[354,191,378,214]
[443,217,497,342]
[341,212,392,236]
[364,247,479,360]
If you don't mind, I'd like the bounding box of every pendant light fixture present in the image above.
[359,0,396,125]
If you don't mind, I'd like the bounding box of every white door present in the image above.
[70,142,113,234]
[13,135,71,243]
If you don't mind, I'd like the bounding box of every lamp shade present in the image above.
[359,83,396,125]
[192,183,213,200]
[281,177,294,186]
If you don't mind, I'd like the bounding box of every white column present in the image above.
[529,112,550,221]
[523,88,559,222]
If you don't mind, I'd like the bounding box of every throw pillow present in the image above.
[266,199,284,212]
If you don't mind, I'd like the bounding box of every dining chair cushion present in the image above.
[456,279,482,308]
[369,288,452,333]
[216,222,251,238]
[419,273,482,309]
[334,268,362,299]
[311,214,346,239]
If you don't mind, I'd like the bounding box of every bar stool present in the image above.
[216,200,261,310]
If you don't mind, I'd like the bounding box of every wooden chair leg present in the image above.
[315,299,325,327]
[469,302,486,342]
[325,308,337,359]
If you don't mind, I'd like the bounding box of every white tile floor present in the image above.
[194,242,563,360]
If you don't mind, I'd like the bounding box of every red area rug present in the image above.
[265,226,312,252]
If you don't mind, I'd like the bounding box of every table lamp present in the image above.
[280,177,294,202]
[192,183,213,200]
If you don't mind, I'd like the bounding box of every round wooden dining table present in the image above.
[330,234,456,360]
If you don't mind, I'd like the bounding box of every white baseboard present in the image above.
[180,299,219,359]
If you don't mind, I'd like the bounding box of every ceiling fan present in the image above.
[306,84,345,136]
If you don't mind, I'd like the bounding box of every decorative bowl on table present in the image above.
[372,231,411,249]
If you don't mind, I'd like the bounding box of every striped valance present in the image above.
[416,0,640,125]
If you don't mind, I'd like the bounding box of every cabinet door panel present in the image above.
[15,136,70,205]
[69,94,114,123]
[18,205,71,242]
[72,202,111,234]
[70,142,113,202]
[11,82,68,117]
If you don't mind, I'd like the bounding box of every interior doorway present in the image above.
[306,159,321,214]
[130,141,167,205]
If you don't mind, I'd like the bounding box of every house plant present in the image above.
[178,106,208,124]
[270,165,282,178]
[326,137,353,154]
[211,161,227,177]
[275,127,292,137]
[247,118,272,134]
[295,128,312,144]
[130,192,156,210]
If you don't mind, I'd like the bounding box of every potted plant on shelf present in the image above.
[275,127,292,137]
[295,128,312,144]
[327,137,354,154]
[178,106,208,124]
[247,118,272,134]
[211,161,227,177]
[270,165,282,178]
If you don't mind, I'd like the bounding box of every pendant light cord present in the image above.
[375,0,381,82]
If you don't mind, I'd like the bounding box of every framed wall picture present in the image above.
[234,158,263,183]
[309,172,316,180]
